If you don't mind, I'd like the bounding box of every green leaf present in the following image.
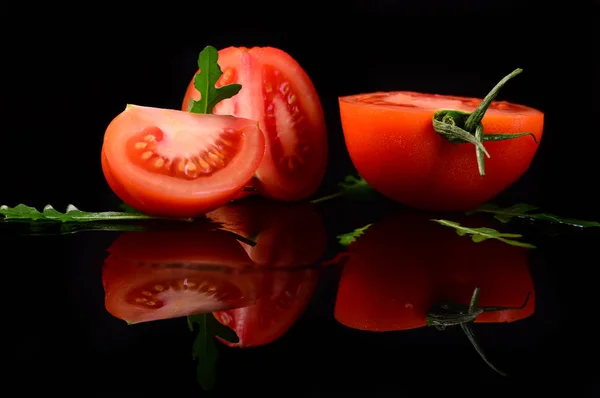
[337,224,372,246]
[0,204,192,223]
[431,219,536,249]
[311,175,374,204]
[468,203,600,228]
[187,313,238,391]
[189,46,242,114]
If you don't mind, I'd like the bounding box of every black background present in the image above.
[3,1,599,395]
[2,1,598,216]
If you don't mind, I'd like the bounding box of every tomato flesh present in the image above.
[182,47,328,201]
[102,229,261,324]
[339,91,544,211]
[102,105,265,217]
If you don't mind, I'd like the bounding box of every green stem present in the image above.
[464,69,522,131]
[431,68,538,177]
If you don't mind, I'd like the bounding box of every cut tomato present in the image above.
[182,47,328,201]
[102,227,262,324]
[206,199,327,268]
[101,104,265,217]
[334,211,535,332]
[213,267,320,347]
[339,91,544,211]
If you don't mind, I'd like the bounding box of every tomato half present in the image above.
[213,267,320,347]
[339,92,544,211]
[102,105,265,217]
[334,211,535,332]
[102,227,262,324]
[182,47,328,201]
[206,199,327,267]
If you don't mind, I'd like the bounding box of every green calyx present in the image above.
[432,68,538,176]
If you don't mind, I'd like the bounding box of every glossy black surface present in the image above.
[4,193,599,395]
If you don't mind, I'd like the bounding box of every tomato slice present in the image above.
[213,267,320,347]
[102,105,265,217]
[206,199,327,268]
[334,211,535,332]
[339,91,544,211]
[182,47,328,201]
[102,227,262,324]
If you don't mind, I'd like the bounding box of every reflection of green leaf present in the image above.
[337,224,372,246]
[311,175,374,204]
[0,221,145,236]
[0,204,192,223]
[187,313,238,391]
[467,203,600,228]
[432,219,536,249]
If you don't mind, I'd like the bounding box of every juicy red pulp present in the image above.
[127,125,243,180]
[262,66,312,176]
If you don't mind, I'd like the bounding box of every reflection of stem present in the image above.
[310,191,343,204]
[427,287,532,377]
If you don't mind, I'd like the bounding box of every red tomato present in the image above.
[334,211,535,332]
[182,47,328,201]
[206,199,327,267]
[101,104,265,217]
[339,91,544,211]
[213,267,320,347]
[102,226,261,324]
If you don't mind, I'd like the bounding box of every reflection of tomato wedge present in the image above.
[102,226,261,324]
[334,211,535,332]
[207,199,327,268]
[213,267,320,347]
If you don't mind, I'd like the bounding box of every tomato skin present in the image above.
[102,105,265,217]
[213,268,320,347]
[102,226,261,324]
[206,199,327,268]
[182,46,328,202]
[339,92,544,211]
[206,199,326,347]
[334,211,535,332]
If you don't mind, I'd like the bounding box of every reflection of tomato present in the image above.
[102,104,265,217]
[334,211,535,332]
[339,91,544,211]
[102,226,261,324]
[182,47,328,202]
[213,267,320,347]
[206,199,327,267]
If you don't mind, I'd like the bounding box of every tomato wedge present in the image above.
[334,211,535,332]
[182,47,328,201]
[102,227,261,324]
[102,105,265,217]
[206,199,327,268]
[213,267,320,347]
[339,91,544,211]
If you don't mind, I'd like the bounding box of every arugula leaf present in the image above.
[432,219,536,249]
[337,224,372,246]
[187,313,238,391]
[0,204,191,223]
[311,175,375,204]
[467,203,600,228]
[188,46,242,114]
